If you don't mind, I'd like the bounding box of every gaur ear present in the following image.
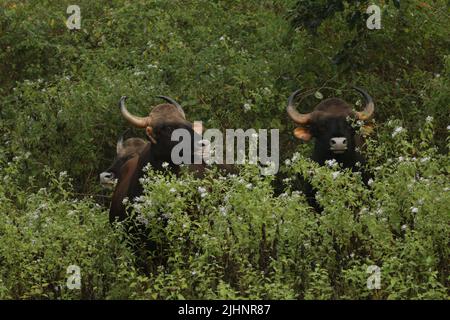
[293,127,312,141]
[361,123,374,136]
[145,126,157,144]
[192,121,203,135]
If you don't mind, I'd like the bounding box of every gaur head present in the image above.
[118,95,204,165]
[99,134,147,189]
[287,86,374,161]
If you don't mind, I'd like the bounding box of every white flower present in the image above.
[245,183,253,189]
[133,203,142,213]
[122,197,128,205]
[136,214,149,226]
[358,208,368,215]
[284,159,291,166]
[143,163,152,172]
[447,125,450,131]
[401,224,408,231]
[367,178,374,186]
[325,159,337,168]
[169,187,176,193]
[219,206,227,215]
[398,156,405,162]
[420,157,430,163]
[219,36,225,41]
[410,207,419,213]
[243,103,251,112]
[392,126,404,137]
[134,195,145,203]
[161,213,172,220]
[331,171,340,180]
[198,186,207,196]
[162,162,169,168]
[425,116,433,122]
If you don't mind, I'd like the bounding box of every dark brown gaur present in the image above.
[110,95,223,223]
[284,86,375,211]
[287,86,374,144]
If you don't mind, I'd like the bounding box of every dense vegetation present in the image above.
[0,0,448,299]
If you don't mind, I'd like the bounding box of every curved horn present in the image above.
[156,95,185,118]
[116,129,130,155]
[118,96,150,128]
[352,86,375,120]
[286,89,312,125]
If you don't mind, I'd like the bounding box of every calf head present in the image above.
[99,135,147,189]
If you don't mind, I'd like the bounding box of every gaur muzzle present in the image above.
[99,171,116,189]
[329,137,347,154]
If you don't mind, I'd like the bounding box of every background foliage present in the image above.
[0,0,448,299]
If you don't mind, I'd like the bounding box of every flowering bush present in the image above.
[0,0,448,300]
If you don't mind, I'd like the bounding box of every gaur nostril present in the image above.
[343,139,347,145]
[330,139,336,145]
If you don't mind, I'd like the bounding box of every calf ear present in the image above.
[293,127,312,141]
[192,121,203,135]
[145,126,158,144]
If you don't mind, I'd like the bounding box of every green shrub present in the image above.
[0,0,448,300]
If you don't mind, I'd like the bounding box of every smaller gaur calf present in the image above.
[99,133,148,190]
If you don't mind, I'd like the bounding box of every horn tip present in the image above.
[118,96,128,107]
